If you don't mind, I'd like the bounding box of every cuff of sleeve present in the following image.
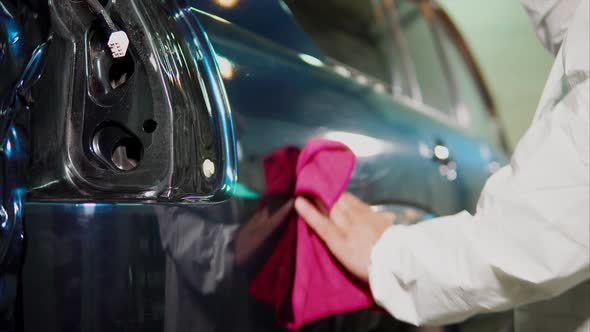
[368,225,421,326]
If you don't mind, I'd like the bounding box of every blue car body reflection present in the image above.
[0,0,508,331]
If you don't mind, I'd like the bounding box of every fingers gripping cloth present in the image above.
[249,139,374,330]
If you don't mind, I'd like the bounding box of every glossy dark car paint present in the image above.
[0,0,508,331]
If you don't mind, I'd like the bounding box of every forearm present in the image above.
[369,209,589,326]
[369,79,590,325]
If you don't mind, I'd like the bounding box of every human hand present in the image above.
[294,192,393,283]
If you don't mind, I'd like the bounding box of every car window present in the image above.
[437,20,498,142]
[284,0,401,87]
[396,0,454,115]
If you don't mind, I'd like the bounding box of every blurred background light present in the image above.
[216,55,235,80]
[434,144,450,160]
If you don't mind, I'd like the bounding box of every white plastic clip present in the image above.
[107,31,130,58]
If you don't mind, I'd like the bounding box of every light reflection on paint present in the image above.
[236,141,243,161]
[5,140,12,157]
[355,74,369,86]
[233,182,260,199]
[139,190,159,198]
[278,0,293,15]
[216,55,235,80]
[188,7,231,24]
[149,54,158,71]
[373,82,386,93]
[216,0,239,9]
[371,204,434,225]
[334,65,351,78]
[403,208,419,222]
[0,2,15,19]
[323,131,387,157]
[298,54,323,67]
[82,203,96,215]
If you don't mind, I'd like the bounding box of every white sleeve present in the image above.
[368,66,590,326]
[520,0,580,54]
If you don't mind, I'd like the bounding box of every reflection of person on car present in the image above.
[156,198,293,331]
[295,0,589,331]
[156,147,294,331]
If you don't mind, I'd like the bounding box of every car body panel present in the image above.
[0,0,508,331]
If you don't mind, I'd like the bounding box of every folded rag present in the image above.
[249,139,374,330]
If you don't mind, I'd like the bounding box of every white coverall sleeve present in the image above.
[368,0,589,326]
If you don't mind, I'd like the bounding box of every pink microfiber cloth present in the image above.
[249,139,374,330]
